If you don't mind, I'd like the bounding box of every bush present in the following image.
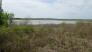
[0,26,35,52]
[0,9,14,26]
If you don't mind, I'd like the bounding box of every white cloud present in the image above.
[2,0,92,19]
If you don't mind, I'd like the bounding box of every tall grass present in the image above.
[0,22,92,52]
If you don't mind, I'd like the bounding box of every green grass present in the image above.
[0,22,92,52]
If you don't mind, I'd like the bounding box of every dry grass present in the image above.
[0,22,92,52]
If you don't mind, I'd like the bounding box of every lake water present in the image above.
[13,20,78,25]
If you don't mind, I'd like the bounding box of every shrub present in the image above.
[0,26,35,52]
[0,9,14,26]
[76,21,85,26]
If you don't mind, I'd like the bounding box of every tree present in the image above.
[0,8,3,26]
[2,12,10,26]
[0,9,14,26]
[0,0,3,26]
[0,0,14,26]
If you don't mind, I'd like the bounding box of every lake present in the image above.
[13,20,78,25]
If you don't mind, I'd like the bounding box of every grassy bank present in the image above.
[0,23,92,52]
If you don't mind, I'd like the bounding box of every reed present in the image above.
[0,23,92,52]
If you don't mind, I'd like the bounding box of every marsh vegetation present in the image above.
[0,22,92,52]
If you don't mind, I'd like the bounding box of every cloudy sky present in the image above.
[2,0,92,19]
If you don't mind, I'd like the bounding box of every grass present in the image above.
[0,22,92,52]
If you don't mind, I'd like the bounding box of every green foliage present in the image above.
[0,9,14,26]
[2,12,10,25]
[0,26,35,52]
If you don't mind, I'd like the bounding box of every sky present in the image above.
[2,0,92,19]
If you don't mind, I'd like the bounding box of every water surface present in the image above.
[13,20,77,25]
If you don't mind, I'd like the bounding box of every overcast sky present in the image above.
[2,0,92,19]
